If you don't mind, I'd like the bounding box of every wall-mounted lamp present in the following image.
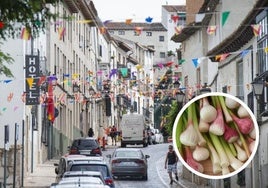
[173,80,181,89]
[73,83,80,93]
[200,82,211,94]
[251,79,264,101]
[176,91,185,103]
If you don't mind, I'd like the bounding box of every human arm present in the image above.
[164,153,168,169]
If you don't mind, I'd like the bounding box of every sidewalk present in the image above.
[23,159,58,188]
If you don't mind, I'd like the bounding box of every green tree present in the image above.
[0,0,59,77]
[164,100,180,135]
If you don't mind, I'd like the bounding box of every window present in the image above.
[257,10,268,74]
[118,30,125,35]
[146,32,152,36]
[160,52,165,58]
[159,36,164,42]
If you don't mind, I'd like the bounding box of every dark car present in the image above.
[67,160,115,188]
[106,148,150,180]
[68,137,102,156]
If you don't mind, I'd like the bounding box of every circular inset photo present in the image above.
[172,92,259,179]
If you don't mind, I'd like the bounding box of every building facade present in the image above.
[172,0,268,187]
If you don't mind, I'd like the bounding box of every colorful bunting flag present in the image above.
[0,21,4,29]
[103,20,112,25]
[109,69,117,79]
[251,24,261,37]
[192,58,199,68]
[134,27,143,35]
[222,11,230,26]
[58,27,66,40]
[21,27,31,40]
[100,27,106,34]
[77,20,93,24]
[265,47,268,53]
[215,53,230,62]
[120,68,128,77]
[125,19,132,25]
[145,17,153,23]
[174,26,183,35]
[171,15,179,23]
[241,50,249,58]
[207,26,217,35]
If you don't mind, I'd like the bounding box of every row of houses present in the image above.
[171,0,268,187]
[0,1,177,186]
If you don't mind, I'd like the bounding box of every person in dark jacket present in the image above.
[164,145,179,185]
[88,128,94,137]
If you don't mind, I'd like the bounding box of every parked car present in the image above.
[106,148,150,180]
[67,160,115,188]
[54,154,104,183]
[61,171,105,184]
[50,177,110,188]
[68,137,102,156]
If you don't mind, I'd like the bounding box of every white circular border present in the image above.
[172,92,260,180]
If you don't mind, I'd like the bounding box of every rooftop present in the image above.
[105,22,167,32]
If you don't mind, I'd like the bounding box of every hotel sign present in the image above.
[25,55,40,105]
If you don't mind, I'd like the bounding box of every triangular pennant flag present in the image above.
[174,26,183,35]
[251,24,261,37]
[58,27,66,40]
[21,27,31,40]
[103,20,112,25]
[215,53,230,62]
[109,69,117,79]
[265,47,268,53]
[207,26,217,35]
[0,21,4,29]
[192,58,199,68]
[171,15,179,23]
[38,76,46,85]
[136,64,143,70]
[125,19,132,25]
[134,27,143,35]
[178,59,185,65]
[3,79,12,83]
[145,17,153,23]
[241,50,249,58]
[77,20,93,24]
[222,11,230,26]
[26,77,34,88]
[157,63,164,69]
[100,27,106,34]
[120,68,128,77]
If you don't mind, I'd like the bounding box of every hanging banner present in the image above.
[25,55,40,105]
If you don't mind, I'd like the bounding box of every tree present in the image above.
[164,100,180,135]
[0,0,59,77]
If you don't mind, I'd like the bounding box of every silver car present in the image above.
[50,177,110,188]
[106,148,150,180]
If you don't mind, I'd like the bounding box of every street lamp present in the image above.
[175,91,185,103]
[200,82,211,94]
[251,78,264,101]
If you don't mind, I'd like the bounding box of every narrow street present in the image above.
[23,143,192,188]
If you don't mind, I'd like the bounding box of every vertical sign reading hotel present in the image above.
[25,55,40,105]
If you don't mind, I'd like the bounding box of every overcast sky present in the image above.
[93,0,186,22]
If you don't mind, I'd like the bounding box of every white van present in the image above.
[120,113,148,147]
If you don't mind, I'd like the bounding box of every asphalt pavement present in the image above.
[22,141,199,188]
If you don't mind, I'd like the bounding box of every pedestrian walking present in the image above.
[110,125,117,146]
[164,145,179,185]
[88,127,94,137]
